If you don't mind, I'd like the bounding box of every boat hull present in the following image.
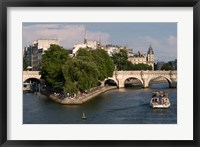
[150,103,170,109]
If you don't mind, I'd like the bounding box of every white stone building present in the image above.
[33,39,59,51]
[72,39,101,56]
[102,44,132,57]
[128,45,155,70]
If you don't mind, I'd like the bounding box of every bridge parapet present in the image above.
[114,70,177,75]
[23,71,40,75]
[23,71,41,82]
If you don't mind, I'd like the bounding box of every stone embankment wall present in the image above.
[47,86,116,105]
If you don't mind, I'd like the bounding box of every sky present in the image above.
[23,23,177,62]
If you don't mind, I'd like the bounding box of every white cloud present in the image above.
[23,24,110,49]
[167,35,177,45]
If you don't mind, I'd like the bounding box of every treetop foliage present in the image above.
[161,63,172,70]
[40,46,115,94]
[40,44,69,90]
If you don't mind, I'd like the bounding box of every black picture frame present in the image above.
[0,0,199,146]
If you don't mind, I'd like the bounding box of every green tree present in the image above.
[92,49,115,80]
[76,48,93,61]
[40,44,69,90]
[62,48,115,94]
[62,58,99,93]
[112,49,129,70]
[112,49,153,71]
[77,48,115,81]
[161,63,172,70]
[132,63,152,70]
[63,81,78,94]
[41,46,115,94]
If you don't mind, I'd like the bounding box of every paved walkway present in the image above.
[48,86,117,105]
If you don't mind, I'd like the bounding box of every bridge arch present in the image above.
[23,77,41,83]
[148,76,172,87]
[123,76,143,87]
[23,71,41,82]
[23,77,43,92]
[23,77,42,83]
[104,78,118,86]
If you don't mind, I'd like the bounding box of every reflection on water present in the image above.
[23,83,177,124]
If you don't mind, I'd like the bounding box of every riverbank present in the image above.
[37,77,172,104]
[40,86,117,105]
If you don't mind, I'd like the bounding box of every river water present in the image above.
[23,83,177,124]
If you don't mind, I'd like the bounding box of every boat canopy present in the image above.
[152,91,168,98]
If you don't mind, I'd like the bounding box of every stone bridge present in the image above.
[106,70,177,88]
[23,71,41,82]
[23,70,177,88]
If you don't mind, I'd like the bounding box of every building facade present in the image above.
[72,38,101,56]
[101,44,130,56]
[24,39,59,70]
[128,45,155,70]
[33,39,59,51]
[71,32,132,57]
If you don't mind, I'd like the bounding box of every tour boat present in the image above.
[82,112,87,119]
[150,91,170,108]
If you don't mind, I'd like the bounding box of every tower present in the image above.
[147,44,155,70]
